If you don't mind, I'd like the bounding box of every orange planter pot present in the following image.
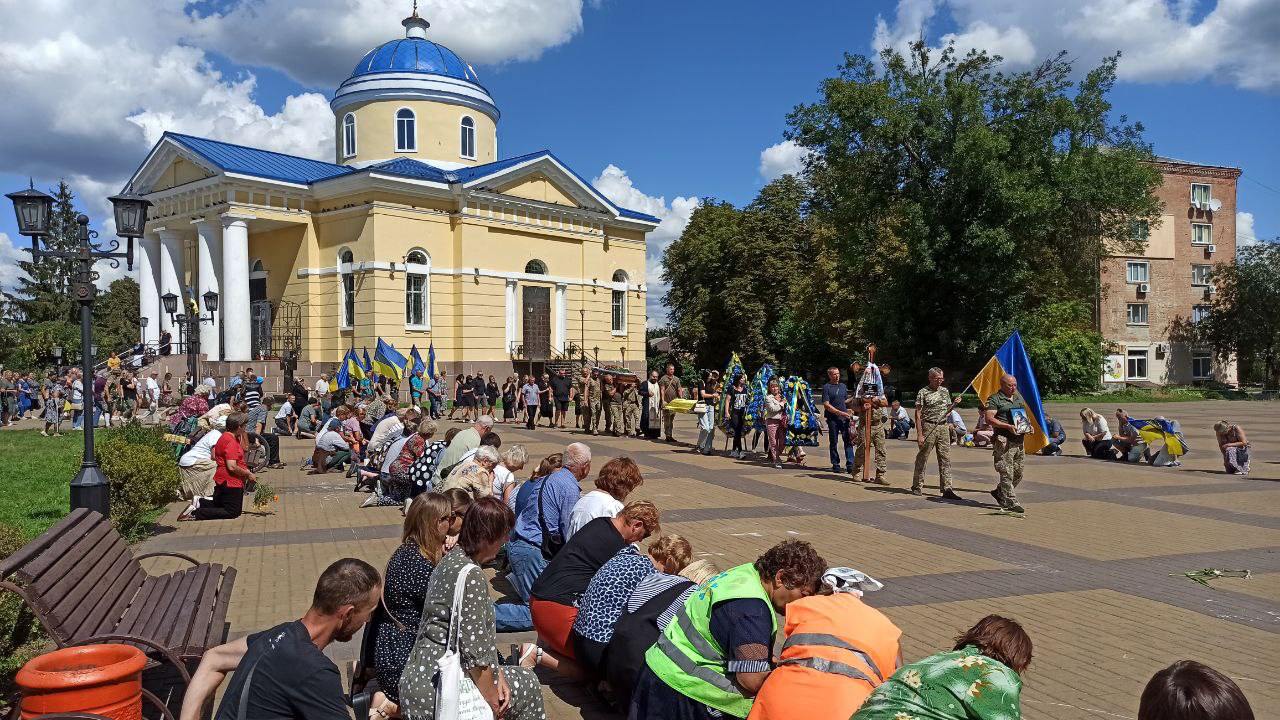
[16,644,147,720]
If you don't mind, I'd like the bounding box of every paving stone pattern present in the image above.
[138,400,1279,719]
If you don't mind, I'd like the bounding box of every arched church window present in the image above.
[611,270,628,335]
[460,116,476,159]
[251,259,265,274]
[524,259,547,275]
[342,113,357,158]
[395,108,416,152]
[340,249,355,328]
[405,249,430,328]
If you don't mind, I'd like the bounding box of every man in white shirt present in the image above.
[311,423,353,474]
[146,372,161,408]
[178,428,222,500]
[315,374,331,411]
[368,408,410,454]
[886,399,913,440]
[274,394,298,436]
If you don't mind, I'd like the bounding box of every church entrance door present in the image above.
[522,286,550,362]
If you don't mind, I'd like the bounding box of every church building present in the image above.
[127,9,657,379]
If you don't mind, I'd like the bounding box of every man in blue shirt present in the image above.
[408,368,425,409]
[821,367,855,473]
[496,442,592,632]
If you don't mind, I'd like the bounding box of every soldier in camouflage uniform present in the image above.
[851,382,888,484]
[621,379,640,436]
[604,376,621,436]
[985,373,1028,513]
[575,367,591,430]
[912,367,960,498]
[586,370,603,435]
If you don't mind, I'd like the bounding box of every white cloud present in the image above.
[0,0,335,203]
[871,0,1280,90]
[1236,210,1257,252]
[0,232,31,296]
[190,0,587,89]
[759,140,812,181]
[0,0,588,228]
[591,165,699,327]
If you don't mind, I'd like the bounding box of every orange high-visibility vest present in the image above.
[748,594,902,720]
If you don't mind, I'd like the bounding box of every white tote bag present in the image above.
[435,562,495,720]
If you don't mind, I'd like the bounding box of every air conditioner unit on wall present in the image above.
[1138,283,1150,294]
[1207,244,1216,254]
[1156,343,1169,357]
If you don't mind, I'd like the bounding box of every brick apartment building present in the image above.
[1100,157,1241,387]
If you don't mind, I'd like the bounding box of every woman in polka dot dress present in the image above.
[367,493,452,719]
[399,497,546,720]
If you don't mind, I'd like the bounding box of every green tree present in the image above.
[94,277,142,356]
[786,42,1162,392]
[1196,243,1280,389]
[2,181,82,325]
[661,199,742,370]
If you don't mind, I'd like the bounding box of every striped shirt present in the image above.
[626,572,697,632]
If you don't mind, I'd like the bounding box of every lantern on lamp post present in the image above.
[6,182,152,517]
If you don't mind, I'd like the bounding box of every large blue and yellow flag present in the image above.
[373,339,407,382]
[1126,416,1189,458]
[409,345,426,375]
[969,330,1049,453]
[362,347,373,376]
[427,342,436,378]
[336,348,365,390]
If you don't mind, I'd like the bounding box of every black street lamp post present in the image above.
[162,290,218,385]
[6,181,152,517]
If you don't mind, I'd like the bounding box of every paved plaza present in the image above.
[139,400,1279,719]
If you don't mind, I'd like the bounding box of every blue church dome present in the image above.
[348,37,482,85]
[331,12,498,122]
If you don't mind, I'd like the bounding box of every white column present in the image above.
[504,279,517,353]
[137,232,161,347]
[156,227,186,353]
[555,282,567,353]
[220,214,253,361]
[192,217,223,361]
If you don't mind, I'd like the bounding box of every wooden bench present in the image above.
[0,508,237,686]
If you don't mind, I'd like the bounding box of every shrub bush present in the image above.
[96,425,180,541]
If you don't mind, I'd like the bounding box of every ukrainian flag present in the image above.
[427,343,436,378]
[336,349,364,390]
[1126,417,1189,458]
[409,345,426,375]
[374,339,408,381]
[969,330,1049,453]
[362,347,373,376]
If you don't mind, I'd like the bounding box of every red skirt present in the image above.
[530,597,578,659]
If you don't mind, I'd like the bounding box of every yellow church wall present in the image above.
[336,99,496,167]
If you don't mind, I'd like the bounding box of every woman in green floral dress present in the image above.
[852,615,1032,720]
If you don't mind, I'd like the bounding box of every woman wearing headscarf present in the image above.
[749,568,901,720]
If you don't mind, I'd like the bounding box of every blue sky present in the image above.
[1,0,1276,323]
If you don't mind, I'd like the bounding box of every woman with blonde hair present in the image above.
[494,444,529,510]
[1214,420,1250,475]
[367,492,453,719]
[1080,407,1113,459]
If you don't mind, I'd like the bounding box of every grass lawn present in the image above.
[0,429,81,540]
